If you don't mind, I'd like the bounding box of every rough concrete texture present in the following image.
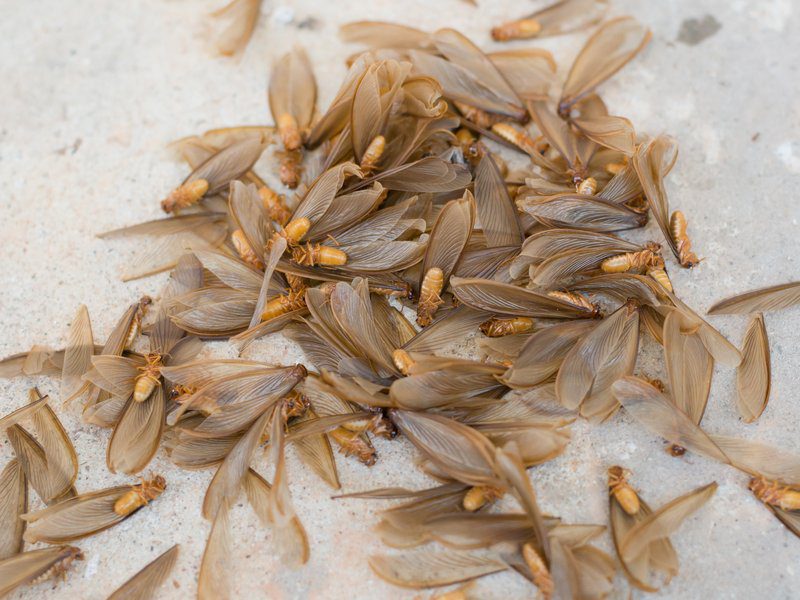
[1,0,799,598]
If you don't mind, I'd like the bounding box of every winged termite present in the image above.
[736,313,771,422]
[611,476,717,591]
[518,192,648,232]
[479,317,534,337]
[558,16,652,117]
[417,192,475,325]
[607,466,640,515]
[555,299,640,419]
[491,0,607,42]
[491,123,544,156]
[0,460,26,560]
[212,0,262,56]
[600,241,663,273]
[707,281,800,315]
[669,210,700,268]
[107,544,179,600]
[161,136,267,212]
[22,476,165,543]
[0,545,84,597]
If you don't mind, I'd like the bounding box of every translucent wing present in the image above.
[212,0,262,56]
[0,546,83,597]
[420,192,475,289]
[0,460,26,560]
[107,544,179,600]
[198,502,232,600]
[107,387,165,475]
[663,310,714,425]
[475,154,523,247]
[61,304,94,403]
[708,281,800,315]
[369,549,507,588]
[269,46,317,130]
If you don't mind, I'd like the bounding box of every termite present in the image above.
[124,296,153,351]
[749,477,800,511]
[281,390,310,422]
[608,466,640,515]
[522,543,553,600]
[260,289,307,321]
[669,210,701,268]
[454,101,505,129]
[291,243,348,267]
[259,185,292,225]
[160,179,209,213]
[491,123,543,156]
[279,149,303,189]
[491,18,542,42]
[329,428,377,466]
[601,242,663,273]
[462,485,504,511]
[360,134,386,172]
[133,353,164,402]
[648,267,673,293]
[577,177,597,195]
[279,217,311,246]
[113,475,167,517]
[392,349,415,375]
[479,317,534,337]
[231,229,264,270]
[30,547,85,586]
[417,267,444,327]
[547,290,600,316]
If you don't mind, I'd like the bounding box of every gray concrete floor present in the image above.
[1,0,799,598]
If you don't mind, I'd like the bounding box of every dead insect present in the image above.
[418,267,445,327]
[329,427,377,466]
[392,349,416,376]
[360,134,386,171]
[124,296,153,351]
[647,266,673,293]
[22,476,166,543]
[0,546,84,596]
[259,185,292,225]
[669,210,700,268]
[161,179,209,213]
[279,149,304,189]
[134,353,165,403]
[577,176,597,195]
[282,390,311,422]
[260,290,307,322]
[479,317,534,337]
[608,465,640,515]
[291,243,348,267]
[462,485,504,511]
[278,217,312,246]
[521,542,553,600]
[454,101,506,129]
[546,290,599,316]
[601,242,663,273]
[231,229,264,270]
[749,477,800,511]
[491,123,542,156]
[491,18,542,41]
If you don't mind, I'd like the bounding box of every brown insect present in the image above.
[417,267,444,327]
[133,353,164,403]
[231,229,264,270]
[670,210,701,268]
[479,317,534,337]
[124,296,153,351]
[577,176,597,195]
[647,266,673,293]
[749,477,800,511]
[453,101,505,129]
[491,18,542,41]
[291,243,348,267]
[281,390,310,422]
[522,542,553,600]
[601,242,663,273]
[278,217,311,246]
[392,348,415,375]
[114,475,167,517]
[279,149,304,188]
[546,290,599,316]
[608,466,640,515]
[462,485,504,511]
[360,134,386,171]
[277,112,302,151]
[259,185,292,225]
[160,179,209,213]
[491,123,543,156]
[329,427,377,466]
[260,289,307,322]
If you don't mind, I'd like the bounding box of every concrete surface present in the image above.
[1,0,799,598]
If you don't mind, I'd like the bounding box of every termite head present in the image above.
[668,443,686,457]
[65,546,85,563]
[282,391,310,421]
[139,474,167,500]
[291,364,308,380]
[138,295,153,310]
[607,465,629,486]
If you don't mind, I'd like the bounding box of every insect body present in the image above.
[462,485,504,511]
[453,101,505,129]
[491,123,542,156]
[281,390,310,422]
[29,547,84,586]
[280,217,312,246]
[749,477,800,511]
[577,177,597,195]
[608,466,640,515]
[417,267,445,327]
[161,179,209,213]
[113,476,167,517]
[231,229,264,270]
[291,243,348,267]
[259,185,292,225]
[392,349,415,375]
[277,112,302,151]
[133,353,164,402]
[491,18,542,41]
[601,242,663,273]
[124,296,152,350]
[522,542,553,600]
[329,428,377,466]
[279,149,303,188]
[648,267,673,293]
[670,210,700,268]
[260,290,307,322]
[479,317,534,337]
[360,135,386,171]
[547,291,600,316]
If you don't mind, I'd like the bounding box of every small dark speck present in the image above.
[295,16,320,30]
[752,132,760,142]
[677,14,722,46]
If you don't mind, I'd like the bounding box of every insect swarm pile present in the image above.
[1,0,799,598]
